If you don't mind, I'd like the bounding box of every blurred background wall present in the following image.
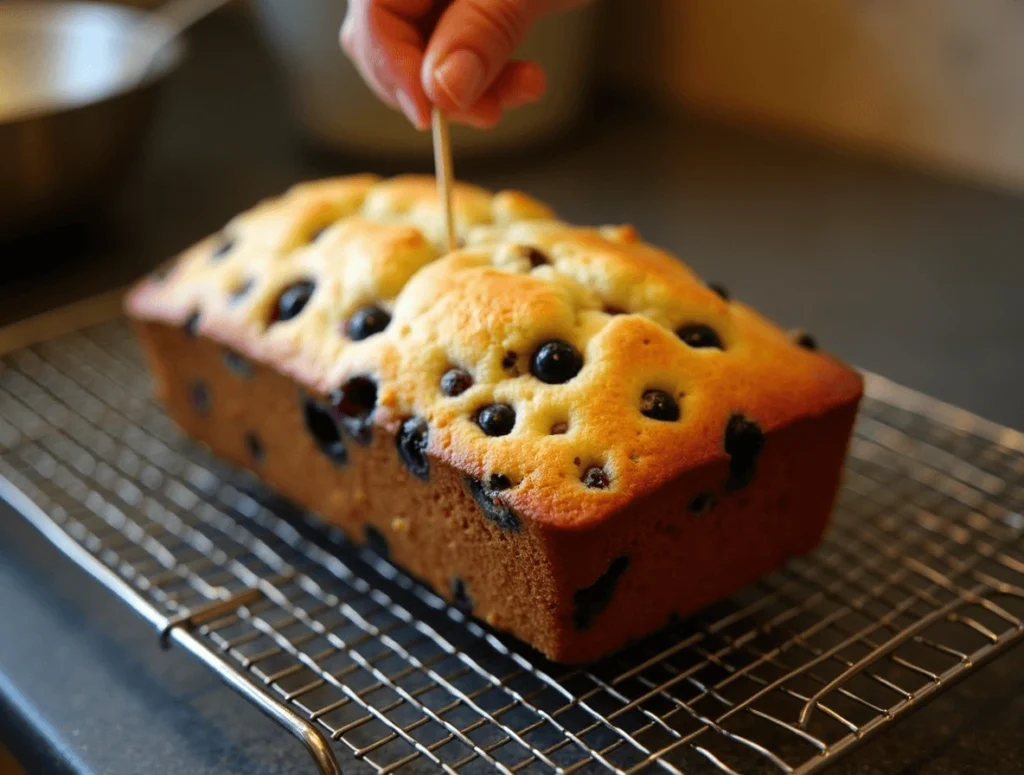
[602,0,1024,192]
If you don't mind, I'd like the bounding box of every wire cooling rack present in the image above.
[1,320,1023,775]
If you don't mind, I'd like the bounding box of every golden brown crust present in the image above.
[127,174,862,533]
[128,175,864,660]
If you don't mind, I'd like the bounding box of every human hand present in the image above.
[340,0,587,130]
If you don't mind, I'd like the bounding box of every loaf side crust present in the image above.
[134,320,858,662]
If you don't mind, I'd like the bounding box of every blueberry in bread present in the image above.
[127,174,862,663]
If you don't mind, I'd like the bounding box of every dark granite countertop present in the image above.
[1,10,1022,775]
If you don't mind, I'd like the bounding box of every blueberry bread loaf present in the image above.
[127,174,863,663]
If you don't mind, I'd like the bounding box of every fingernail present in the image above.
[396,89,427,130]
[434,49,485,110]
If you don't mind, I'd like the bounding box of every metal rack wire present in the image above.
[1,319,1023,775]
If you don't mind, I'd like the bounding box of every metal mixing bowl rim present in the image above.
[0,0,186,128]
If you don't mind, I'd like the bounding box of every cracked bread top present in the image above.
[127,174,863,529]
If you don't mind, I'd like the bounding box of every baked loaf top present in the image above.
[128,174,863,529]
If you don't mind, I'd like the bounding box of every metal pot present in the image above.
[251,0,599,161]
[0,2,183,236]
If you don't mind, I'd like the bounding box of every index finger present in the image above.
[341,0,436,128]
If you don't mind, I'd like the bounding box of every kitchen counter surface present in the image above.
[1,10,1022,775]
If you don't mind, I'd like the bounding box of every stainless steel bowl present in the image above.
[0,1,184,235]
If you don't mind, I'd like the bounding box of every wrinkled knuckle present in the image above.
[468,0,529,53]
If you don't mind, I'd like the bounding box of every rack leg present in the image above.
[172,628,343,775]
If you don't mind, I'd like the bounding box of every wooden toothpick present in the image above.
[431,108,457,253]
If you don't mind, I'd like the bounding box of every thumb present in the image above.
[421,0,551,111]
